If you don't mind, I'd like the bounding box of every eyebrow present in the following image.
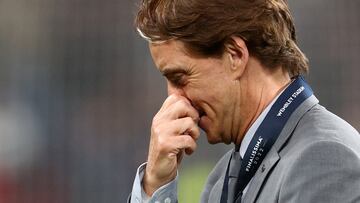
[161,67,190,77]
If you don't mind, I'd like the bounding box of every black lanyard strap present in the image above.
[220,76,314,203]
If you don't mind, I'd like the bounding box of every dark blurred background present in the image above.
[0,0,359,202]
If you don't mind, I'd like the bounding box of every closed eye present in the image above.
[166,72,187,87]
[162,67,190,87]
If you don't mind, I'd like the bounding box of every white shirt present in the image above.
[238,89,283,196]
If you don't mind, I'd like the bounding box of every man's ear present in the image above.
[224,36,249,80]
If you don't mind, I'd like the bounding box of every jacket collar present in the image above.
[242,95,319,203]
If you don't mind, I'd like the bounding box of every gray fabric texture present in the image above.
[201,95,360,203]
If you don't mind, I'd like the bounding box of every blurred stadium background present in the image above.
[0,0,359,202]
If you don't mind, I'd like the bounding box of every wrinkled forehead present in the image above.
[149,40,191,71]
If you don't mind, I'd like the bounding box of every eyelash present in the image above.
[169,74,186,87]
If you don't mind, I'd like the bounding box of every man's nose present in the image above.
[167,82,186,97]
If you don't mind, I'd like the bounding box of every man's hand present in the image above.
[143,94,200,196]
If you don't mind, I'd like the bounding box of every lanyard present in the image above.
[220,76,314,203]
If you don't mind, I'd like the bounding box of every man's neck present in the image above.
[233,62,291,145]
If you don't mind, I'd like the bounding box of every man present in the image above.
[129,0,360,202]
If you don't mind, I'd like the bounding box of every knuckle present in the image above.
[191,129,200,140]
[179,96,190,103]
[166,94,175,101]
[168,94,180,102]
[175,99,186,108]
[152,112,164,124]
[157,136,166,146]
[183,135,193,144]
[187,139,196,150]
[157,137,169,153]
[192,126,200,134]
[185,117,194,125]
[169,94,178,99]
[152,117,159,125]
[152,124,163,136]
[152,115,167,128]
[178,98,189,106]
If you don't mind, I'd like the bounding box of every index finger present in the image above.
[160,94,190,111]
[170,99,199,122]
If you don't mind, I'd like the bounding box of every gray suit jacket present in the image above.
[201,95,360,203]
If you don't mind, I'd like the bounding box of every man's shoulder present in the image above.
[293,104,358,146]
[301,104,357,132]
[281,103,360,159]
[255,105,360,202]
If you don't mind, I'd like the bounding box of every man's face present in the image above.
[149,40,238,144]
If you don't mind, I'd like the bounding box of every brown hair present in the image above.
[135,0,309,76]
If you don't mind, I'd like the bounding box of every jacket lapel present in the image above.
[242,95,319,203]
[241,151,279,203]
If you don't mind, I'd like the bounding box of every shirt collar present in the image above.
[238,87,287,158]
